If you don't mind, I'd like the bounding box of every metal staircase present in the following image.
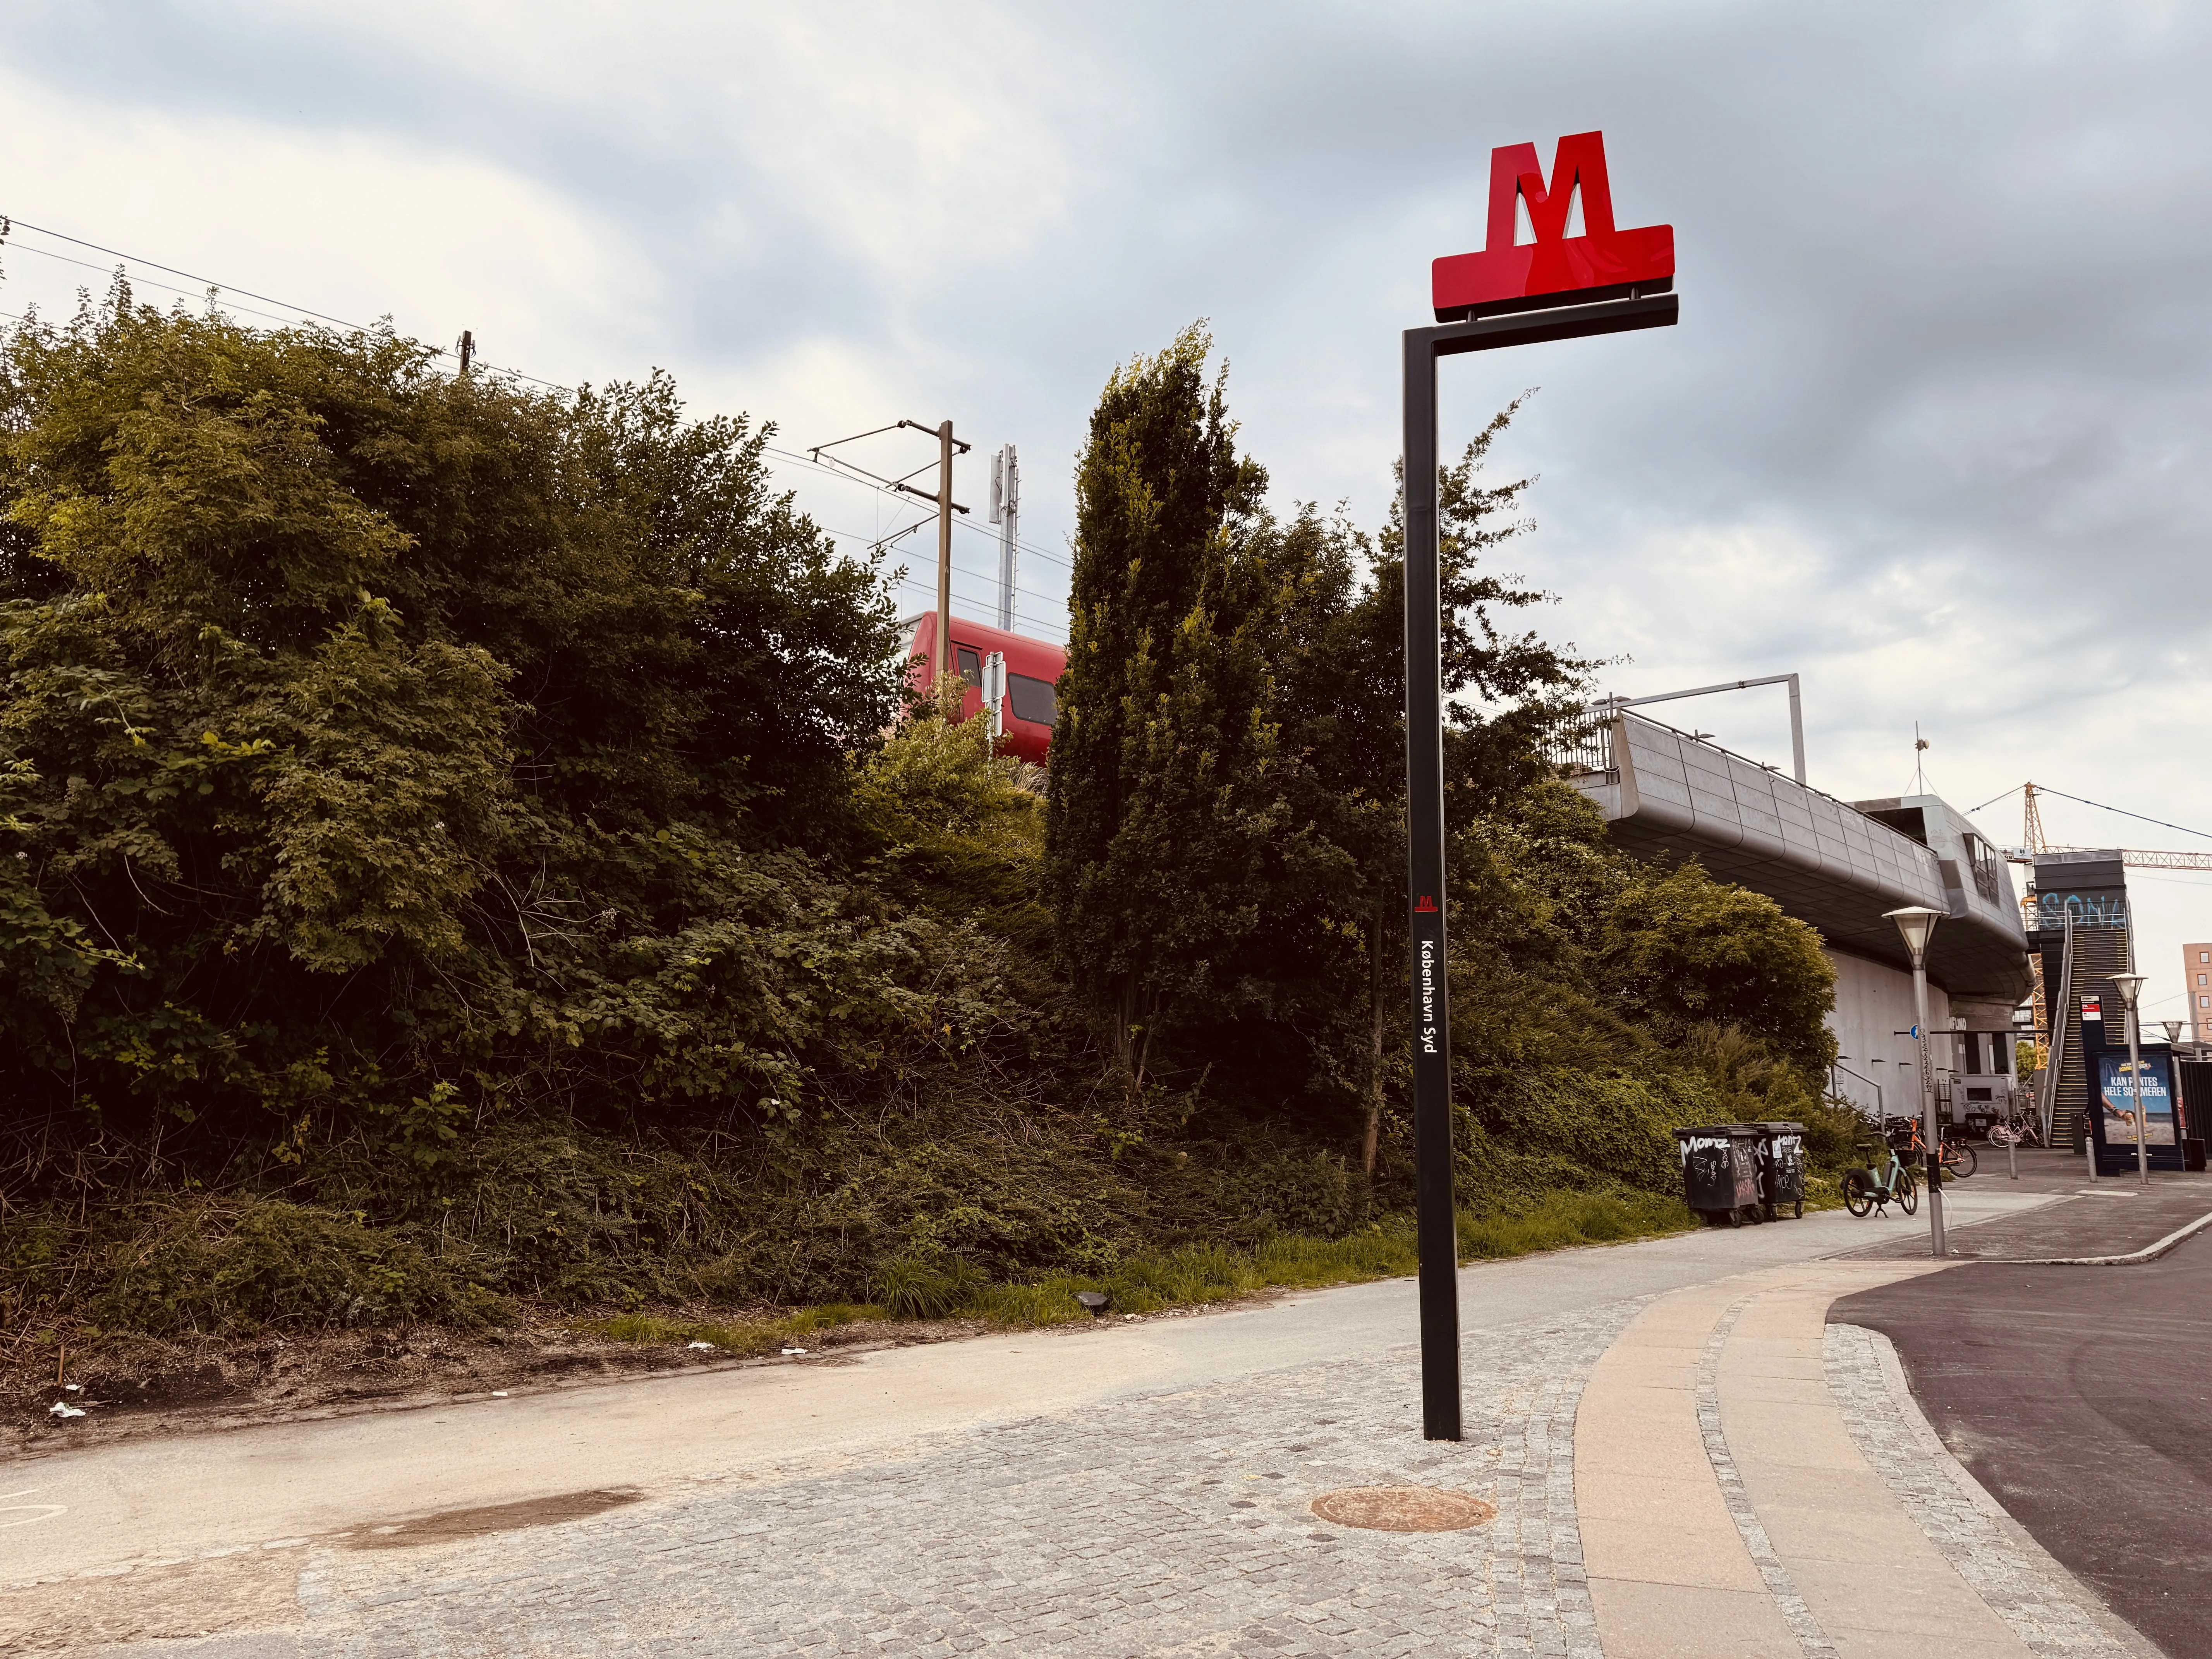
[2045,915,2132,1150]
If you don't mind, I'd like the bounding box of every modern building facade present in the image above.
[2187,942,2212,1043]
[1558,711,2034,1125]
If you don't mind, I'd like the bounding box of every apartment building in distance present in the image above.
[2188,942,2212,1042]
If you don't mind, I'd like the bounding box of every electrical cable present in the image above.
[2,241,316,331]
[1965,784,2021,816]
[832,517,1065,610]
[762,442,1072,572]
[2022,786,2212,847]
[0,212,568,390]
[886,574,1068,642]
[3,214,370,331]
[884,565,1068,619]
[0,215,1078,609]
[1965,782,2212,847]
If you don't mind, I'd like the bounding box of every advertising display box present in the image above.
[2087,1041,2186,1175]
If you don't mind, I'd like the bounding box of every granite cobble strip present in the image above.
[1824,1321,2131,1657]
[1694,1295,1841,1659]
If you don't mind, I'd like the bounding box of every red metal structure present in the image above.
[1431,131,1674,322]
[903,612,1065,766]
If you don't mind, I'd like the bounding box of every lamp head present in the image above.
[2162,1020,2185,1044]
[2107,972,2147,1011]
[1883,905,1944,963]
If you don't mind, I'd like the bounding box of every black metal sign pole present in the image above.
[1402,292,1678,1442]
[1401,326,1459,1443]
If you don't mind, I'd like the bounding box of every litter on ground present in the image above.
[48,1401,85,1419]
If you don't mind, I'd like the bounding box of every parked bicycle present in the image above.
[1987,1109,2043,1149]
[1844,1139,1919,1218]
[1887,1119,1977,1180]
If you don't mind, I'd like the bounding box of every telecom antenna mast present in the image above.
[989,445,1019,632]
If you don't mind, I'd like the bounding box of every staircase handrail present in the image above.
[2042,910,2073,1144]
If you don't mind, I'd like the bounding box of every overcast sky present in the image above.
[7,1,2211,1024]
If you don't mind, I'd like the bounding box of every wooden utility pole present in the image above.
[934,420,955,688]
[811,419,969,686]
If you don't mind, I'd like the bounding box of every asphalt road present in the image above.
[1831,1228,2212,1659]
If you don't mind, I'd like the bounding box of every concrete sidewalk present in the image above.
[1839,1148,2212,1263]
[1577,1259,2153,1657]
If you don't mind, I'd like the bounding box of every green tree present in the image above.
[1598,860,1838,1071]
[0,297,971,1165]
[1046,333,1598,1161]
[1043,324,1271,1081]
[1266,404,1594,1170]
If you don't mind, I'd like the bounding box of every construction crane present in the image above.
[1996,782,2212,870]
[1987,782,2212,1066]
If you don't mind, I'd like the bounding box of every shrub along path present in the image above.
[11,1192,1697,1454]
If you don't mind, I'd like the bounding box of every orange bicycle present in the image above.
[1888,1119,1976,1180]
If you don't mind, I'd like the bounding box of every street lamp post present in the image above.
[2109,974,2150,1187]
[1886,906,1947,1258]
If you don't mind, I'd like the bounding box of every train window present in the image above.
[1008,673,1056,725]
[956,647,982,685]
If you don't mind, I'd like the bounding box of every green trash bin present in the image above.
[1675,1123,1764,1227]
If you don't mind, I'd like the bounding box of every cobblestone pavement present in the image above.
[118,1302,1647,1658]
[51,1243,2171,1656]
[1824,1323,2143,1658]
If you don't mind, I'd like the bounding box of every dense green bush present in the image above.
[88,1200,506,1336]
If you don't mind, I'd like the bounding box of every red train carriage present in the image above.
[903,613,1066,767]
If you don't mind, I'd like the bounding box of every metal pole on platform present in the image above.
[1886,907,1946,1258]
[1401,294,1678,1441]
[1401,328,1459,1444]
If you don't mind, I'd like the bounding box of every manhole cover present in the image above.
[1309,1486,1496,1532]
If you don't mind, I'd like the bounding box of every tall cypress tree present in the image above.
[1042,325,1270,1081]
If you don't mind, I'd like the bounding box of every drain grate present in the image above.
[1308,1486,1496,1533]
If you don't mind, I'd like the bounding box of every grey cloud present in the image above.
[9,3,2212,891]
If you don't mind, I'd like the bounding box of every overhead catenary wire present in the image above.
[887,575,1068,641]
[823,516,1067,639]
[828,509,1066,613]
[0,212,568,390]
[0,213,1081,615]
[1965,783,2212,847]
[762,442,1073,573]
[2,240,329,333]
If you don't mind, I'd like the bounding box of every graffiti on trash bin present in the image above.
[1679,1135,1733,1189]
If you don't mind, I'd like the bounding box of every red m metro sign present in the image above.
[1432,131,1674,322]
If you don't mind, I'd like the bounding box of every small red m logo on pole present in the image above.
[1414,895,1439,914]
[1432,131,1674,322]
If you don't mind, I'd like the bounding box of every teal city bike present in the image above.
[1843,1139,1919,1218]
